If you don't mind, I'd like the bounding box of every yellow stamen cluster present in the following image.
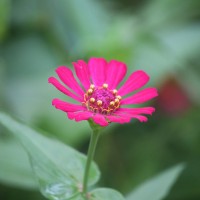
[83,83,122,114]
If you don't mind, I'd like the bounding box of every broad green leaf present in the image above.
[127,164,184,200]
[0,138,37,189]
[90,188,125,200]
[70,188,125,200]
[0,112,100,200]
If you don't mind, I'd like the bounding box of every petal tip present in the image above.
[52,98,59,106]
[48,76,56,84]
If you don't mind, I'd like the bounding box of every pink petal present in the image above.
[52,98,85,112]
[88,58,107,86]
[56,66,85,96]
[130,115,148,122]
[48,77,82,102]
[92,114,109,126]
[67,111,93,122]
[118,70,149,96]
[75,112,93,121]
[116,112,148,122]
[73,60,91,90]
[121,88,158,105]
[118,107,155,115]
[106,115,131,124]
[106,60,127,89]
[67,112,75,120]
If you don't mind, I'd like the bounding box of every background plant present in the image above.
[0,0,200,200]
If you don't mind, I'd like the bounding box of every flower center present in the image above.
[83,84,121,114]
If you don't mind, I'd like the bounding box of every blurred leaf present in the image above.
[70,188,125,200]
[65,0,108,36]
[3,36,58,78]
[141,0,200,28]
[0,60,6,107]
[156,25,200,59]
[132,25,200,85]
[11,0,41,26]
[81,19,133,61]
[0,0,10,41]
[0,139,37,189]
[126,164,184,200]
[90,188,125,200]
[0,112,100,200]
[2,35,57,121]
[45,0,110,54]
[2,35,90,145]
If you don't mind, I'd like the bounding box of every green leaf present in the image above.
[0,138,37,189]
[90,188,125,200]
[0,112,100,200]
[70,188,125,200]
[126,164,184,200]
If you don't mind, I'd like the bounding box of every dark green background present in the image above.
[0,0,200,199]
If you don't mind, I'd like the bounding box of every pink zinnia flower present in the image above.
[48,58,158,126]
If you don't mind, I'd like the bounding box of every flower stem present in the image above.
[82,129,100,195]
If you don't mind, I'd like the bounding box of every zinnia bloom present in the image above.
[48,58,158,126]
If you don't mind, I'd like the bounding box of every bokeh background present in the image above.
[0,0,200,200]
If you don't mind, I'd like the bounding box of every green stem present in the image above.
[82,129,100,195]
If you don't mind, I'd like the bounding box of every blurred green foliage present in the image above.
[0,0,200,200]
